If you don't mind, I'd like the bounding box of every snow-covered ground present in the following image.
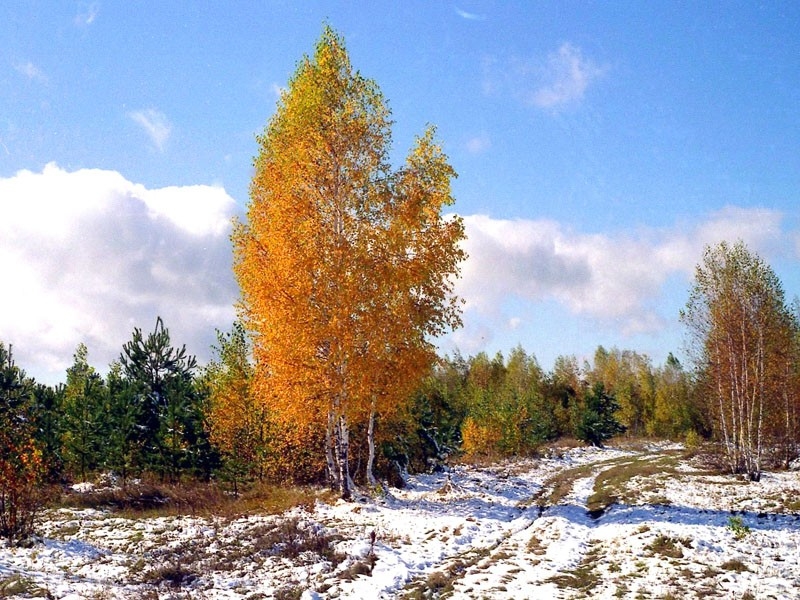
[1,444,799,599]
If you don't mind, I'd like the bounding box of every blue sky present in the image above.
[2,1,799,383]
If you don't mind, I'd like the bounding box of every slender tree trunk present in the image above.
[716,335,737,474]
[752,330,765,481]
[337,413,352,500]
[783,364,792,468]
[325,409,339,491]
[366,401,377,487]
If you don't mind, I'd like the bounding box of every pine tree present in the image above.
[119,317,200,480]
[31,383,64,483]
[104,362,142,484]
[61,344,106,482]
[575,382,626,447]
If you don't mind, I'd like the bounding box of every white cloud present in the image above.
[14,61,48,84]
[0,164,239,383]
[532,43,606,109]
[75,2,99,26]
[482,43,605,111]
[455,7,486,21]
[455,206,788,346]
[465,133,491,154]
[129,108,172,151]
[3,163,789,383]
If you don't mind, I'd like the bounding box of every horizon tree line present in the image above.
[0,322,700,488]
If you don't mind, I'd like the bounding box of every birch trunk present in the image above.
[337,413,352,500]
[366,402,377,487]
[325,409,340,491]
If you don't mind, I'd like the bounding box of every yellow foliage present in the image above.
[685,429,702,449]
[460,417,502,459]
[232,27,465,486]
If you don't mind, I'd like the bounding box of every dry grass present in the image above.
[527,534,547,556]
[60,479,333,519]
[534,451,665,512]
[399,563,463,599]
[141,561,197,588]
[547,542,602,591]
[539,437,586,453]
[135,514,348,591]
[274,587,304,600]
[61,480,225,516]
[720,558,749,573]
[399,547,492,599]
[647,535,691,560]
[0,574,49,598]
[785,496,800,512]
[586,452,682,515]
[536,463,597,508]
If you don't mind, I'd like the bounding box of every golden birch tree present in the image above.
[233,26,465,498]
[681,241,797,479]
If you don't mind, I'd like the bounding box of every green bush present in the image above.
[727,515,750,540]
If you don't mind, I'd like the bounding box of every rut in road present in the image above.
[398,448,673,599]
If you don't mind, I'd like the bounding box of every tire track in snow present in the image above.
[397,448,642,599]
[447,468,613,598]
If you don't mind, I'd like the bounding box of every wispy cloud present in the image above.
[531,43,606,109]
[0,164,239,382]
[14,61,48,84]
[129,108,172,152]
[455,7,486,21]
[465,133,491,154]
[483,43,606,111]
[75,2,99,26]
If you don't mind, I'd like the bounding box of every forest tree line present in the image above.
[0,325,704,492]
[3,290,798,497]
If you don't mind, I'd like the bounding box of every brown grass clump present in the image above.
[647,535,691,559]
[141,561,197,588]
[0,574,49,598]
[720,558,749,572]
[61,480,225,516]
[546,543,602,591]
[61,479,331,519]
